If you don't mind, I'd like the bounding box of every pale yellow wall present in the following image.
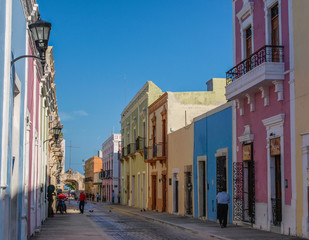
[167,78,227,134]
[293,0,309,236]
[120,81,163,208]
[167,123,194,215]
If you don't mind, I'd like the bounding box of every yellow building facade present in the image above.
[293,0,309,237]
[119,81,163,208]
[147,78,227,213]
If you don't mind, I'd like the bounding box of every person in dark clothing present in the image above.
[216,186,230,228]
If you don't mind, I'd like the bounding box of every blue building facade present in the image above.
[193,102,234,223]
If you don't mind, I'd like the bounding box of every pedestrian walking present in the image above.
[96,192,99,202]
[216,186,230,228]
[112,190,115,203]
[79,191,87,214]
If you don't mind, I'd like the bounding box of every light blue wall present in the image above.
[0,1,7,239]
[10,0,27,239]
[193,106,233,223]
[0,0,7,180]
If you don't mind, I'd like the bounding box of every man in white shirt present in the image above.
[216,186,230,228]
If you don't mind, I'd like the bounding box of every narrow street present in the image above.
[30,201,212,240]
[31,201,305,240]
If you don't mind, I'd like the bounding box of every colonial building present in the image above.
[193,102,235,222]
[0,1,62,239]
[119,81,163,209]
[101,134,121,203]
[147,78,227,213]
[226,0,297,235]
[291,1,309,238]
[84,156,102,197]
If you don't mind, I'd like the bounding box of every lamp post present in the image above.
[11,14,52,70]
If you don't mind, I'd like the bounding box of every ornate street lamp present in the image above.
[53,124,62,142]
[11,14,52,68]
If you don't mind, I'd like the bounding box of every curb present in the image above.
[109,206,231,240]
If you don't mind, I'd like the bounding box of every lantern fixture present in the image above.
[58,154,63,164]
[11,14,52,68]
[28,14,52,61]
[53,124,62,142]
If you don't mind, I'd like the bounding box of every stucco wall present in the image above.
[167,123,194,215]
[193,103,233,223]
[293,0,309,236]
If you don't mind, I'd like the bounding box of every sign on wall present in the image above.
[242,144,252,161]
[270,137,281,156]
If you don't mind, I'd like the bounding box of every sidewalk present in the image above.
[108,204,305,240]
[30,204,110,240]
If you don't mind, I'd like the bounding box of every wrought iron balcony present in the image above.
[225,45,285,101]
[226,45,284,84]
[122,147,128,157]
[136,137,145,151]
[128,143,136,155]
[145,142,167,161]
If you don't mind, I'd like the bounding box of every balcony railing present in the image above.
[101,170,113,179]
[136,137,145,151]
[122,147,128,157]
[145,142,167,160]
[226,45,284,84]
[128,143,136,155]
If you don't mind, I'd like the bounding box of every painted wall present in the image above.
[292,0,309,237]
[167,122,194,215]
[193,103,233,223]
[232,0,294,235]
[120,81,163,208]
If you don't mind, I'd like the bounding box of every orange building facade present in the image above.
[84,156,103,196]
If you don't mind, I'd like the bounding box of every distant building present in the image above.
[84,156,102,198]
[101,134,121,203]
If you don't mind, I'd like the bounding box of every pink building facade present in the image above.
[226,0,295,235]
[101,134,121,203]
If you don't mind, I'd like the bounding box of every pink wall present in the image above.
[234,0,291,205]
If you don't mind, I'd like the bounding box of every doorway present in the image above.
[126,175,130,205]
[138,174,140,208]
[142,173,146,209]
[271,155,282,226]
[173,173,179,213]
[185,171,193,215]
[152,175,157,210]
[162,174,167,212]
[243,161,255,222]
[198,161,206,218]
[131,175,135,206]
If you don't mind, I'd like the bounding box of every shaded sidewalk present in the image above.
[108,204,305,240]
[30,204,109,240]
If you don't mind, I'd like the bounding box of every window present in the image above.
[246,26,252,58]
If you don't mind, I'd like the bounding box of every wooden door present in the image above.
[275,155,282,223]
[162,174,167,212]
[152,175,157,210]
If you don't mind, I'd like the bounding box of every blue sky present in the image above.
[37,0,233,174]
